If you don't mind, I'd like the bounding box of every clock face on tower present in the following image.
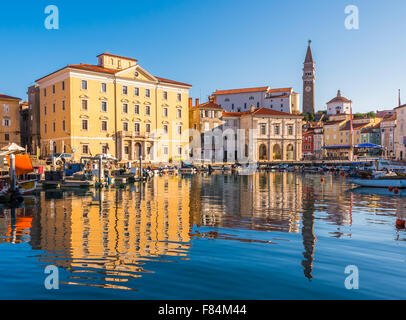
[305,86,312,93]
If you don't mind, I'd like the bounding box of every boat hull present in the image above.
[348,178,406,188]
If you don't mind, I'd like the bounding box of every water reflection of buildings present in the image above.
[191,172,303,233]
[28,177,191,290]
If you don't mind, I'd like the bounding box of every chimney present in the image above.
[195,98,200,107]
[210,95,216,103]
[188,97,193,108]
[250,105,256,113]
[337,90,341,97]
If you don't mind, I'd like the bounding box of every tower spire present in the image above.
[302,40,316,114]
[304,40,314,63]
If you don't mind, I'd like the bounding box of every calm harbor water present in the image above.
[0,172,405,299]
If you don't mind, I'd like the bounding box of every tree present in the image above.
[303,112,315,122]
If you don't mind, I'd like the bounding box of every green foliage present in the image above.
[303,112,315,122]
[354,111,376,119]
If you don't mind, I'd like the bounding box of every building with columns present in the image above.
[222,106,302,162]
[34,53,192,162]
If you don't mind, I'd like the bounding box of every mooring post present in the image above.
[10,154,16,192]
[139,155,142,179]
[98,155,103,186]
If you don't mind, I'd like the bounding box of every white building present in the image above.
[394,104,406,160]
[212,86,300,114]
[326,90,352,115]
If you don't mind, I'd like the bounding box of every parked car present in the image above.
[46,153,72,165]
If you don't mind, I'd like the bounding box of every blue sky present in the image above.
[1,0,405,113]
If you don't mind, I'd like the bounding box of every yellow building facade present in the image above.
[0,94,21,149]
[35,53,192,163]
[323,113,381,158]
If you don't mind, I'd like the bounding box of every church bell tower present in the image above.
[302,40,315,114]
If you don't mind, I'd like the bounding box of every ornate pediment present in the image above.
[116,64,157,82]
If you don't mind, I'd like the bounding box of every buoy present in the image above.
[320,178,324,183]
[388,186,393,192]
[345,174,349,178]
[340,171,345,176]
[396,219,405,229]
[394,188,399,195]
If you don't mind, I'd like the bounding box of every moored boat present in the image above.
[18,179,37,194]
[348,177,406,188]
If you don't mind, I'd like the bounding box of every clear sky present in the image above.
[1,0,405,113]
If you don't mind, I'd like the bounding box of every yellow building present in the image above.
[188,96,224,162]
[0,94,21,149]
[35,53,192,163]
[323,113,381,158]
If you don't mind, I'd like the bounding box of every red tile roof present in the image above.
[222,111,245,117]
[69,63,118,74]
[324,120,346,126]
[194,101,223,110]
[253,108,297,116]
[327,96,352,104]
[340,122,369,131]
[155,76,192,87]
[96,52,138,62]
[36,64,192,87]
[382,114,397,121]
[267,88,292,93]
[303,129,315,135]
[0,94,21,101]
[213,86,269,95]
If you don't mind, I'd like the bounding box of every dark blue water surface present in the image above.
[0,172,405,299]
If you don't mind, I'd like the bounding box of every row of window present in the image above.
[45,100,183,118]
[44,101,66,115]
[200,110,221,118]
[259,124,294,135]
[325,134,361,140]
[44,120,182,135]
[44,81,66,96]
[44,120,67,133]
[43,80,183,101]
[81,80,182,101]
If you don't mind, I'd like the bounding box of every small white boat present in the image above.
[62,180,94,188]
[237,163,258,175]
[348,177,406,188]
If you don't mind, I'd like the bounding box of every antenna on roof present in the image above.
[399,89,401,107]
